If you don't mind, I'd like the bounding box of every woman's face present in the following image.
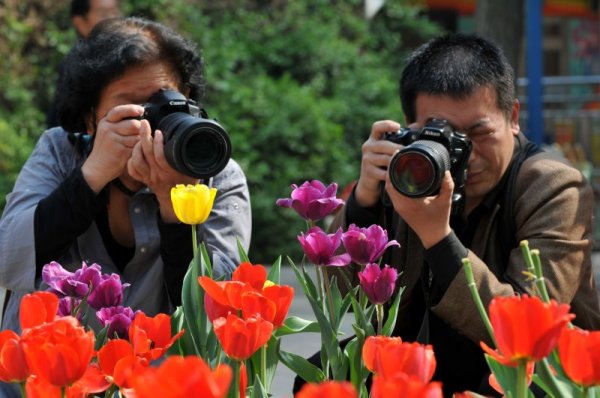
[91,62,182,130]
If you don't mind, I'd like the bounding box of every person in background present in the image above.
[318,33,600,397]
[0,16,251,381]
[46,0,122,128]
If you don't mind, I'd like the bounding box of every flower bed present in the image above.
[1,181,599,398]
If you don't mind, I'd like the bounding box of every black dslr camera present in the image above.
[141,89,231,179]
[384,118,472,213]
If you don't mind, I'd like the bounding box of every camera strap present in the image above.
[498,134,543,259]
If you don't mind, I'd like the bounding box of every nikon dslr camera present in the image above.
[140,89,231,179]
[384,119,472,212]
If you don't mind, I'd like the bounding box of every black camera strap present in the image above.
[498,134,543,263]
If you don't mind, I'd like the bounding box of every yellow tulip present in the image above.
[170,184,218,225]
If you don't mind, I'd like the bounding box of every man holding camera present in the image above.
[0,16,250,341]
[328,33,600,396]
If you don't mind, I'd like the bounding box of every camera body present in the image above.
[141,89,231,179]
[384,118,472,213]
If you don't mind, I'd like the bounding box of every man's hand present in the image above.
[385,170,454,249]
[81,104,144,193]
[127,121,198,223]
[355,120,402,207]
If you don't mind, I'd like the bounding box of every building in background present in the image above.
[425,0,600,245]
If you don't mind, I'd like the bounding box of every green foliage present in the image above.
[0,0,440,262]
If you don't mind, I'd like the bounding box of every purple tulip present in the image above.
[42,261,102,299]
[57,296,83,321]
[358,263,398,304]
[298,226,351,267]
[97,306,139,339]
[342,224,400,266]
[276,180,344,221]
[87,273,130,310]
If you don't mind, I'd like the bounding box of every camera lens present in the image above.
[159,113,231,179]
[389,140,450,197]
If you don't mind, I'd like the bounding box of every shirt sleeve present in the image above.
[34,167,107,273]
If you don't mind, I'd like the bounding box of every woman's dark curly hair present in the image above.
[57,17,204,133]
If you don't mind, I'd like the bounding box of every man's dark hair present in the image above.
[57,17,204,133]
[70,0,91,18]
[400,33,515,123]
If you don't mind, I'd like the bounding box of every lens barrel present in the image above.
[389,140,450,197]
[159,112,231,179]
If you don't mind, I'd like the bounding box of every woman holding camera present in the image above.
[0,17,251,338]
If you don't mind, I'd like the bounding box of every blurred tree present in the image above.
[475,0,524,77]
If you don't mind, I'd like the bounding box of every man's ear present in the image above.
[510,99,520,136]
[72,15,90,38]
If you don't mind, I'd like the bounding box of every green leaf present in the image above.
[237,237,251,263]
[268,256,282,284]
[485,354,518,397]
[534,358,583,398]
[278,350,326,384]
[181,257,202,357]
[274,316,320,337]
[94,325,109,351]
[382,285,405,336]
[248,376,268,398]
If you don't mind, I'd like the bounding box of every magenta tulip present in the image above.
[97,306,139,339]
[276,180,344,221]
[298,227,351,267]
[87,273,130,310]
[342,224,400,266]
[358,264,398,304]
[42,261,102,299]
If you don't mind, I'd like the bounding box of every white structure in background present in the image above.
[365,0,386,19]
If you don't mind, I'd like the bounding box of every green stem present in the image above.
[18,383,25,398]
[322,266,336,328]
[520,240,536,274]
[261,345,267,391]
[376,304,384,335]
[462,259,496,346]
[231,360,240,398]
[516,360,528,398]
[531,249,551,303]
[61,387,67,398]
[192,225,201,274]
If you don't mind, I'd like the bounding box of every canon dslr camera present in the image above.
[141,89,231,179]
[384,119,472,211]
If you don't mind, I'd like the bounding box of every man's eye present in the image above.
[467,131,494,143]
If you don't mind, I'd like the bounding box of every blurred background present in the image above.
[1,0,599,264]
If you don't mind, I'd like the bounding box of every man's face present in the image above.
[74,0,122,38]
[413,86,520,212]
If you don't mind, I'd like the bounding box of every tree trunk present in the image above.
[474,0,524,78]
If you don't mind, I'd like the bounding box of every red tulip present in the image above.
[371,373,443,398]
[363,336,436,383]
[128,312,184,362]
[213,314,273,361]
[0,330,29,382]
[132,356,231,398]
[296,380,358,398]
[362,335,403,373]
[480,295,574,366]
[21,317,95,387]
[261,284,294,328]
[19,291,59,330]
[97,338,145,389]
[231,262,267,290]
[558,327,600,387]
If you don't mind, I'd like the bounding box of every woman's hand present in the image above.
[127,120,198,223]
